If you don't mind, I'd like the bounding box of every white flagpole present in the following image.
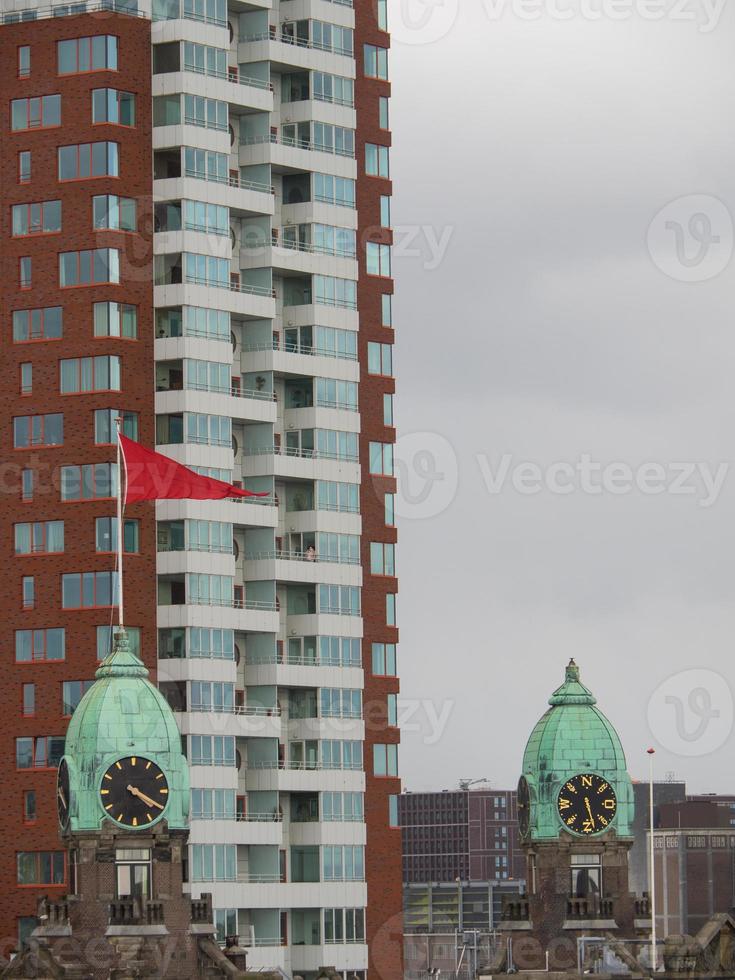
[647,747,657,973]
[115,418,125,630]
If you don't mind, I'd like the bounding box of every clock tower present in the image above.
[506,660,644,958]
[4,630,252,979]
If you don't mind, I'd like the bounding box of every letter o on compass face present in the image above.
[557,773,617,836]
[99,756,169,828]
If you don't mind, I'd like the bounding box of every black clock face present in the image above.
[557,773,617,836]
[517,776,531,838]
[57,759,70,828]
[99,756,169,828]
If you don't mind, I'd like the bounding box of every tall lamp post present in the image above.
[647,748,657,973]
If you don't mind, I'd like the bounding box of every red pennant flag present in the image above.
[120,435,268,504]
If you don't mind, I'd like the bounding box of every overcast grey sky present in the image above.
[389,0,735,795]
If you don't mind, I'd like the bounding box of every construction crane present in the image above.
[459,777,491,791]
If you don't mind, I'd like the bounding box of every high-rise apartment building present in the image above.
[0,1,401,976]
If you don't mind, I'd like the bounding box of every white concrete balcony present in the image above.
[176,707,282,739]
[280,198,358,230]
[154,335,233,366]
[200,880,366,911]
[154,280,276,320]
[285,716,365,743]
[280,98,355,131]
[243,553,362,588]
[292,943,368,973]
[155,386,277,425]
[242,448,360,485]
[239,136,356,179]
[157,602,279,635]
[241,344,359,383]
[156,498,277,532]
[157,657,237,685]
[281,302,358,332]
[154,228,231,260]
[244,660,363,690]
[274,0,354,29]
[285,614,362,639]
[238,35,355,77]
[152,68,274,114]
[286,819,365,847]
[281,509,361,536]
[283,405,360,433]
[157,549,235,577]
[154,442,233,472]
[153,122,230,155]
[188,818,283,847]
[240,241,358,280]
[243,764,365,794]
[155,174,274,219]
[151,17,229,48]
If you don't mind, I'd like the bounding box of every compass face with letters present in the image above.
[517,776,531,839]
[99,756,169,828]
[557,772,617,836]
[57,759,71,829]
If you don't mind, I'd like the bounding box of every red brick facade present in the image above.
[354,4,403,978]
[0,11,155,944]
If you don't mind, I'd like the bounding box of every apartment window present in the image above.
[18,151,31,183]
[367,242,391,277]
[386,593,397,626]
[182,253,229,288]
[379,96,390,129]
[20,257,32,289]
[58,36,118,74]
[321,740,362,770]
[314,275,357,309]
[384,393,394,427]
[187,627,234,659]
[182,41,227,77]
[183,146,228,182]
[184,94,227,130]
[370,542,395,576]
[17,851,65,885]
[312,72,354,106]
[322,792,363,822]
[380,194,391,227]
[191,788,236,820]
[93,195,136,231]
[364,44,388,79]
[320,689,361,719]
[60,248,120,287]
[61,463,117,501]
[314,173,356,208]
[369,441,394,475]
[368,342,393,376]
[16,736,64,770]
[11,95,61,131]
[373,743,398,777]
[58,141,119,180]
[95,517,139,554]
[12,200,61,237]
[94,410,138,445]
[324,908,365,944]
[191,844,236,881]
[16,628,65,663]
[94,301,137,338]
[22,684,35,717]
[388,794,399,828]
[372,643,397,676]
[382,293,392,326]
[60,355,121,393]
[62,680,94,716]
[366,143,390,177]
[385,493,396,526]
[22,576,34,610]
[21,470,34,502]
[14,413,63,448]
[23,791,36,823]
[377,0,388,30]
[18,46,30,77]
[15,521,64,555]
[97,626,140,661]
[92,88,135,126]
[13,306,62,343]
[20,364,32,395]
[61,571,118,609]
[387,693,398,727]
[189,735,235,766]
[318,584,360,616]
[323,846,364,881]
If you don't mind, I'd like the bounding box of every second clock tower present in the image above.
[506,660,647,957]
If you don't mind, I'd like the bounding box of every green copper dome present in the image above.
[520,660,634,841]
[61,629,189,833]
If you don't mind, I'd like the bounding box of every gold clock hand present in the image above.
[584,797,594,825]
[127,784,164,810]
[58,786,67,808]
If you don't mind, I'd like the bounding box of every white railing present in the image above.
[189,702,281,716]
[240,341,357,362]
[182,380,275,401]
[245,654,362,668]
[3,0,145,23]
[183,62,273,92]
[241,31,353,57]
[261,236,356,260]
[236,811,283,822]
[185,596,277,611]
[183,167,273,195]
[183,114,228,132]
[244,445,359,463]
[313,192,356,210]
[249,760,362,772]
[244,549,359,566]
[237,872,282,883]
[183,273,275,298]
[240,133,355,160]
[157,542,233,554]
